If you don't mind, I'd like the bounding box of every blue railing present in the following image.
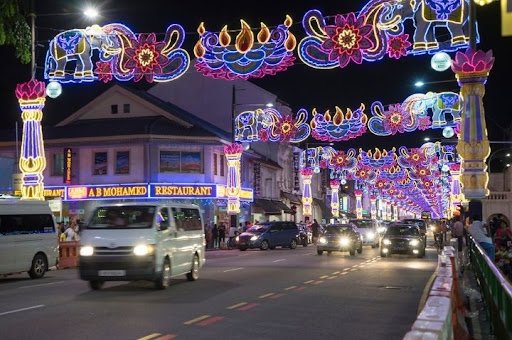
[468,236,512,339]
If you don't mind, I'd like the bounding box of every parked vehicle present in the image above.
[79,203,205,290]
[380,223,425,258]
[237,221,300,251]
[0,199,58,279]
[349,219,379,248]
[317,224,363,256]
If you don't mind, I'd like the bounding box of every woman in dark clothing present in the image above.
[218,223,226,248]
[212,224,219,249]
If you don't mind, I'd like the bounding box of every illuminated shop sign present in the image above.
[216,185,253,202]
[64,148,72,184]
[151,184,216,198]
[13,186,66,198]
[67,184,148,200]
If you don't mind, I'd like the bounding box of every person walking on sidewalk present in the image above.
[468,215,495,261]
[212,224,219,249]
[228,223,238,249]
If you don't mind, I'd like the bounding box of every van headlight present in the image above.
[133,244,154,256]
[235,236,239,242]
[250,235,259,241]
[80,246,94,256]
[382,239,391,245]
[319,237,327,244]
[409,239,420,247]
[339,237,351,247]
[366,232,375,240]
[377,227,386,233]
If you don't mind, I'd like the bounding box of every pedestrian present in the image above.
[228,223,238,249]
[451,216,465,253]
[219,223,226,248]
[212,224,219,249]
[468,215,495,261]
[62,224,77,241]
[311,219,320,244]
[243,221,251,232]
[495,220,512,249]
[205,223,213,249]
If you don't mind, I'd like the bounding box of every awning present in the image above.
[281,191,302,205]
[253,199,294,215]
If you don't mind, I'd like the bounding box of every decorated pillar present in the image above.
[370,195,377,220]
[354,189,363,219]
[224,143,243,214]
[330,179,340,218]
[15,80,47,200]
[452,49,494,200]
[301,168,313,217]
[386,201,392,221]
[392,203,398,221]
[449,163,464,214]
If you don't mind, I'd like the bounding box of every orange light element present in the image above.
[236,20,254,53]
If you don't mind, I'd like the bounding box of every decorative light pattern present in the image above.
[301,168,314,217]
[370,195,377,220]
[15,80,47,200]
[45,23,190,83]
[224,143,244,214]
[310,104,367,142]
[354,189,363,219]
[194,16,296,80]
[330,180,340,218]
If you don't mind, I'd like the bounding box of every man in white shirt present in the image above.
[63,225,76,241]
[468,215,494,261]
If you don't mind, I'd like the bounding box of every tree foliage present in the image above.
[0,0,31,64]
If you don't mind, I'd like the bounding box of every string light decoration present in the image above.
[194,16,297,80]
[298,0,473,70]
[310,104,368,142]
[370,194,377,220]
[452,48,494,199]
[330,179,340,218]
[354,189,363,219]
[301,168,314,217]
[15,80,47,200]
[45,23,190,84]
[224,143,244,214]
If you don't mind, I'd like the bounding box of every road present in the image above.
[0,244,438,340]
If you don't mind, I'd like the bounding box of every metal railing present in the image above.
[485,192,512,200]
[468,236,512,339]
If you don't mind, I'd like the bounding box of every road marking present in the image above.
[332,271,340,275]
[303,280,315,284]
[138,333,162,340]
[343,268,350,271]
[327,276,337,280]
[0,304,44,317]
[313,280,324,285]
[223,267,244,272]
[319,275,329,279]
[18,281,65,289]
[197,316,224,327]
[352,265,359,268]
[154,335,176,340]
[259,293,275,299]
[304,252,314,255]
[341,272,348,275]
[284,286,297,291]
[238,303,259,311]
[295,286,306,291]
[273,259,286,263]
[184,315,211,325]
[350,268,358,271]
[227,302,248,310]
[270,293,285,299]
[359,264,366,268]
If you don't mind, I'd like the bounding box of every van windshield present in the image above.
[88,206,156,229]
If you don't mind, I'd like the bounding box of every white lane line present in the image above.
[273,259,286,263]
[18,281,65,289]
[0,305,44,317]
[223,267,244,272]
[304,253,314,256]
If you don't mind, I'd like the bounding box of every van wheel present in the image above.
[89,280,104,290]
[155,259,171,290]
[317,250,323,255]
[28,254,47,279]
[186,254,200,281]
[349,248,356,256]
[290,239,297,249]
[260,240,269,250]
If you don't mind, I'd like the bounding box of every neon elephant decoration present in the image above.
[310,104,368,142]
[234,109,274,142]
[380,0,473,54]
[421,92,462,128]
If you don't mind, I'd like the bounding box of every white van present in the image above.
[79,202,205,290]
[0,199,58,279]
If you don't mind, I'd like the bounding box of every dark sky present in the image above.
[0,0,510,152]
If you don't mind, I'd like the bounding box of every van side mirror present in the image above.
[159,221,169,231]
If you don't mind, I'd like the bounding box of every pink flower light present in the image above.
[451,48,494,74]
[224,143,244,155]
[15,79,46,100]
[387,34,411,60]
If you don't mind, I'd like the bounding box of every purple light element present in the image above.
[310,105,367,142]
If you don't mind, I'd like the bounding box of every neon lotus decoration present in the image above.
[310,104,368,142]
[224,143,244,214]
[330,180,340,218]
[15,80,47,200]
[301,168,314,217]
[45,23,190,83]
[194,16,297,80]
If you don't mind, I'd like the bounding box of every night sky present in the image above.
[0,0,510,153]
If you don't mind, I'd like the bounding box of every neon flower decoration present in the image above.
[329,149,357,171]
[45,23,190,84]
[224,143,244,214]
[310,104,367,142]
[15,80,47,200]
[194,16,297,80]
[397,147,429,168]
[354,189,363,219]
[387,34,412,59]
[451,48,494,76]
[358,148,396,169]
[330,180,340,218]
[301,168,314,217]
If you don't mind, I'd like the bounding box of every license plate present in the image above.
[98,270,126,276]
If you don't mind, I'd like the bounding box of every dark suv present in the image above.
[237,221,301,251]
[401,219,427,243]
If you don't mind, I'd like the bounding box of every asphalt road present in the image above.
[0,244,438,340]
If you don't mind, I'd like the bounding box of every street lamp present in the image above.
[414,79,456,88]
[487,147,512,173]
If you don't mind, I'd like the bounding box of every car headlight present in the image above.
[319,237,327,244]
[133,244,154,256]
[235,236,239,242]
[80,246,94,256]
[250,235,259,241]
[339,237,351,247]
[366,232,375,240]
[377,227,386,233]
[430,225,437,232]
[382,239,391,245]
[409,239,420,247]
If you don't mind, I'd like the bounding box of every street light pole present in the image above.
[29,0,36,79]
